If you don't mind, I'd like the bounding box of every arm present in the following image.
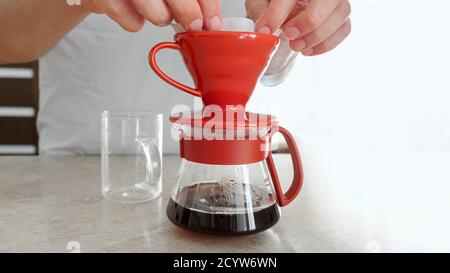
[0,0,224,65]
[0,0,90,64]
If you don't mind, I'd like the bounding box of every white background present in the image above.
[249,0,450,252]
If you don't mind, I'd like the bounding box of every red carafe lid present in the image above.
[169,111,278,129]
[170,111,278,165]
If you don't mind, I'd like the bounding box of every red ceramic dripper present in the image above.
[149,31,280,109]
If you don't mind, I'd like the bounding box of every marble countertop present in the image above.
[1,155,449,253]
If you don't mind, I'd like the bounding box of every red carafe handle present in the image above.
[266,126,304,207]
[149,42,202,97]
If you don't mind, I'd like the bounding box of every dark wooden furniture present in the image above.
[0,62,39,155]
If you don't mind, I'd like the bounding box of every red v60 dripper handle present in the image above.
[266,126,304,207]
[149,42,202,97]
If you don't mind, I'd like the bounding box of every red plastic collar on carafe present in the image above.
[170,111,277,165]
[179,137,270,165]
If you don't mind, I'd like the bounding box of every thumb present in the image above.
[245,0,270,22]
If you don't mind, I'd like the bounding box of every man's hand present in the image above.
[246,0,351,56]
[83,0,223,32]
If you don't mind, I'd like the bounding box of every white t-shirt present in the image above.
[38,1,274,155]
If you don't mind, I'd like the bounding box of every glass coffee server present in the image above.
[166,111,303,235]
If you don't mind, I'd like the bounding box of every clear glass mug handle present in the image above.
[148,42,202,97]
[266,126,304,207]
[136,136,161,186]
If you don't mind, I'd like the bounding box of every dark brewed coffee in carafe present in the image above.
[167,181,280,235]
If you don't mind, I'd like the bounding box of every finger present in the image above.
[165,0,203,31]
[245,0,270,22]
[283,0,342,40]
[92,0,144,32]
[290,0,351,51]
[254,0,298,34]
[132,0,172,26]
[197,0,222,30]
[82,0,103,13]
[302,18,351,56]
[285,0,309,22]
